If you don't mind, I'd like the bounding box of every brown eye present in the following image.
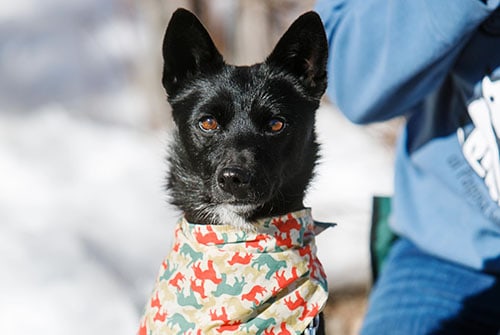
[268,118,285,133]
[199,116,219,132]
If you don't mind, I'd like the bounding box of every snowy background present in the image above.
[0,1,395,334]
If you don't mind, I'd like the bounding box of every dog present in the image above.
[139,8,329,335]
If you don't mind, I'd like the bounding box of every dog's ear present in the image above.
[162,8,224,95]
[266,11,328,100]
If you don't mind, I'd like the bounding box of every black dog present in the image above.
[140,8,328,335]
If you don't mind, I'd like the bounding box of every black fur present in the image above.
[163,9,327,228]
[161,8,328,335]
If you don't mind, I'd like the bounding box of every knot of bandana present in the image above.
[139,209,329,335]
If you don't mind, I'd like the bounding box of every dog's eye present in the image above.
[199,116,219,132]
[267,118,285,133]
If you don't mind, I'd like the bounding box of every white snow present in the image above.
[0,1,395,333]
[0,109,175,334]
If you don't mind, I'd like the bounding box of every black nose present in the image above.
[217,167,251,197]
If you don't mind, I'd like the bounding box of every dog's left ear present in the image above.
[266,11,328,100]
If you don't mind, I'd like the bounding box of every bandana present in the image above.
[139,209,330,335]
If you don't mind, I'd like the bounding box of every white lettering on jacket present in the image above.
[459,76,500,205]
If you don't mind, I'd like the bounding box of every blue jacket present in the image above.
[316,0,500,273]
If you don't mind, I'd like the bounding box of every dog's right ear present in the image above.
[162,8,224,96]
[266,11,328,100]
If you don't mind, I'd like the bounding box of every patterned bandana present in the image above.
[139,209,330,335]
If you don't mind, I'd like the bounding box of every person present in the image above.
[315,0,500,334]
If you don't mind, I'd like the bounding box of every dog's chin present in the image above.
[211,203,260,232]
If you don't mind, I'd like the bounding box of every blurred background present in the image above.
[0,0,399,334]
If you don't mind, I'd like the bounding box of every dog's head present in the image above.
[163,8,327,229]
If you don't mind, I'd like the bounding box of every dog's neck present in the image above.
[251,199,306,221]
[183,199,307,231]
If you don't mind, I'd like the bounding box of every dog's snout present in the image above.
[217,167,251,197]
[218,167,250,187]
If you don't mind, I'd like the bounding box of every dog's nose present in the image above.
[217,167,251,197]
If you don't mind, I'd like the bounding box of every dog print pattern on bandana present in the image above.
[139,209,329,335]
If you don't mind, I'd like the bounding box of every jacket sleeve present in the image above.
[315,0,499,124]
